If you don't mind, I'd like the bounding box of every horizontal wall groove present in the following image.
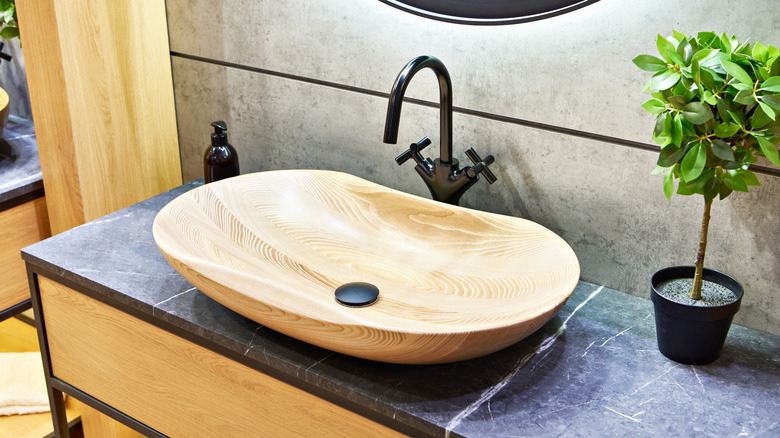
[170,51,780,179]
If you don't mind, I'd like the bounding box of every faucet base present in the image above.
[415,158,478,206]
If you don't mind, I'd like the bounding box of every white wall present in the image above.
[166,0,780,335]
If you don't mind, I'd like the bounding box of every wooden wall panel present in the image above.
[14,0,83,234]
[16,0,182,234]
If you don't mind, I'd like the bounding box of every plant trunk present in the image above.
[689,200,712,300]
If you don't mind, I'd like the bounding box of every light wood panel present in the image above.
[0,317,80,438]
[39,276,405,438]
[80,405,143,438]
[153,170,581,364]
[0,197,51,312]
[15,0,83,234]
[16,0,182,234]
[0,316,39,353]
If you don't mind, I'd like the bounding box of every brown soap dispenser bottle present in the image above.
[204,120,240,183]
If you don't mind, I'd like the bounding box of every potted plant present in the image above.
[633,31,780,364]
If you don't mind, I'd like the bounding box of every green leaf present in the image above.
[762,94,780,111]
[770,56,780,77]
[677,39,694,64]
[690,57,701,83]
[760,76,780,92]
[663,168,674,200]
[667,95,688,110]
[757,136,780,165]
[650,70,682,90]
[677,180,695,196]
[681,142,707,181]
[681,102,714,124]
[703,175,720,203]
[727,109,745,127]
[0,26,17,40]
[654,114,674,145]
[719,183,734,200]
[672,30,687,43]
[759,101,777,121]
[697,32,718,47]
[666,49,686,67]
[733,89,756,105]
[720,33,733,53]
[702,90,718,105]
[641,99,666,114]
[710,139,735,161]
[657,34,677,62]
[691,48,719,64]
[753,41,769,62]
[699,67,721,90]
[724,173,749,192]
[653,114,668,137]
[740,170,762,186]
[721,60,753,85]
[769,44,780,60]
[714,122,740,138]
[752,104,774,129]
[671,113,683,146]
[633,55,668,72]
[657,145,686,167]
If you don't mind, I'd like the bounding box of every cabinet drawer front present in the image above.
[39,276,404,438]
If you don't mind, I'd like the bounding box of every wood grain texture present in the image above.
[16,0,181,234]
[39,276,405,438]
[80,404,145,438]
[154,170,580,364]
[15,0,83,234]
[0,197,51,312]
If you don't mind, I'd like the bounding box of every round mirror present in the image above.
[378,0,600,25]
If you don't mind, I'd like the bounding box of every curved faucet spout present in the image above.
[383,55,453,164]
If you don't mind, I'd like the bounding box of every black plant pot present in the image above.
[650,266,743,365]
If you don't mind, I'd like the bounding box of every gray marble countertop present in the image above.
[22,180,780,438]
[0,116,42,208]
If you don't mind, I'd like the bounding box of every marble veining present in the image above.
[21,181,780,437]
[445,286,604,436]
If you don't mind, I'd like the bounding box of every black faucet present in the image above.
[383,55,496,205]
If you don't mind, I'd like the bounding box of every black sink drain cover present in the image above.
[335,282,379,307]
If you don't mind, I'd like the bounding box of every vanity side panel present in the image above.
[38,276,405,438]
[0,197,51,312]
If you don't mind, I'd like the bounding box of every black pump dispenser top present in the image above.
[204,120,239,183]
[211,121,228,146]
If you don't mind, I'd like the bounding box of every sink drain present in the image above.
[335,282,379,307]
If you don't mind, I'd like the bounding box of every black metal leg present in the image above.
[47,388,70,438]
[27,266,70,438]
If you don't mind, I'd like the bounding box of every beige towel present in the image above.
[0,352,50,416]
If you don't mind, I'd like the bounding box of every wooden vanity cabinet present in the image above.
[30,274,405,438]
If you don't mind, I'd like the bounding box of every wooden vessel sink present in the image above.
[153,170,580,364]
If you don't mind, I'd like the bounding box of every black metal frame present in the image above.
[377,0,601,25]
[0,298,31,323]
[25,263,424,438]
